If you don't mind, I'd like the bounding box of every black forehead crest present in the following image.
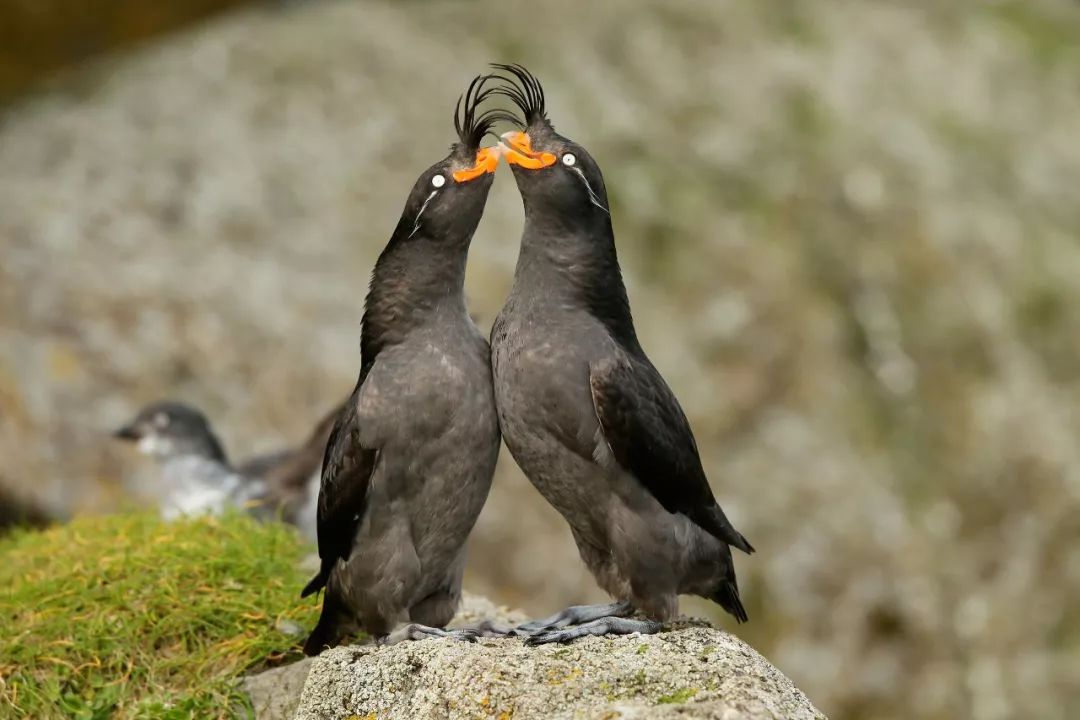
[490,63,550,130]
[454,74,517,151]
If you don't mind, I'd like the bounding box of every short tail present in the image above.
[711,580,749,624]
[302,592,346,656]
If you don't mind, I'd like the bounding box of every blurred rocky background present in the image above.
[1,0,1078,718]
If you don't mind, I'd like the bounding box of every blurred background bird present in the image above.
[1,1,1079,718]
[113,399,339,535]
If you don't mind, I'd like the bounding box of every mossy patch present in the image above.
[0,512,318,718]
[657,687,699,704]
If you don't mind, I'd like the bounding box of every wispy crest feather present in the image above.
[489,63,549,129]
[454,74,518,150]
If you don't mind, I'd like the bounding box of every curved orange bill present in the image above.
[452,147,500,183]
[499,131,557,170]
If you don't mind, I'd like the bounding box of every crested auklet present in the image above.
[300,75,507,655]
[488,64,754,644]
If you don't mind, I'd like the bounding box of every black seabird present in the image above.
[300,76,507,655]
[488,64,754,644]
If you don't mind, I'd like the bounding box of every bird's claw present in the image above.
[446,628,480,643]
[383,624,480,645]
[516,619,561,634]
[524,628,576,646]
[524,616,662,646]
[514,601,633,636]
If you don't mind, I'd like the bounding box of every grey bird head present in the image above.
[388,74,509,247]
[492,63,636,347]
[359,74,510,371]
[492,63,611,226]
[113,401,227,463]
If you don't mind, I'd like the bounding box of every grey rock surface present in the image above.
[244,656,314,720]
[293,614,823,720]
[243,592,527,720]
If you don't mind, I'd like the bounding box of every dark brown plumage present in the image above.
[490,64,754,643]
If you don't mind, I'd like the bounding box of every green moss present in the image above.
[657,687,699,704]
[0,512,318,718]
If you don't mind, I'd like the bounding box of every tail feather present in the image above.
[302,617,337,657]
[302,592,346,656]
[711,580,749,624]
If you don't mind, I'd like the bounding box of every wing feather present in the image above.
[589,357,753,554]
[300,396,378,597]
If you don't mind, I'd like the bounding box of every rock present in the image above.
[444,592,528,629]
[242,593,528,720]
[274,617,307,638]
[244,657,314,720]
[292,607,824,720]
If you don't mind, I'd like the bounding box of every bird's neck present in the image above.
[513,221,640,349]
[360,236,469,366]
[160,455,233,486]
[148,437,228,466]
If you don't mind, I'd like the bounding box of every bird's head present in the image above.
[492,64,610,226]
[113,401,227,462]
[393,74,509,244]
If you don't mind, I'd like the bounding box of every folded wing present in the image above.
[589,357,753,554]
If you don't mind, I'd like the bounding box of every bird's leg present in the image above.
[381,624,479,645]
[524,616,661,646]
[516,601,634,634]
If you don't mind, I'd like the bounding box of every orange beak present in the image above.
[499,131,557,170]
[452,147,500,183]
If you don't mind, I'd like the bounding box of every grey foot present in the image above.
[466,619,527,638]
[516,601,633,634]
[525,616,662,645]
[382,624,479,645]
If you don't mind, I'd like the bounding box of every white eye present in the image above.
[431,174,446,188]
[562,153,577,167]
[153,412,170,428]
